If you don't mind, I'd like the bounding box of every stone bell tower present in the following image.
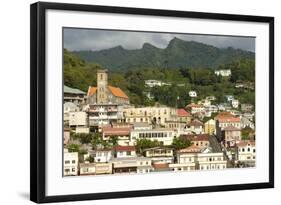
[97,69,108,104]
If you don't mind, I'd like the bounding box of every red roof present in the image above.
[102,127,130,136]
[178,145,203,153]
[237,140,255,147]
[218,117,240,123]
[87,86,128,99]
[180,134,209,141]
[177,109,191,117]
[152,163,169,170]
[114,146,136,152]
[189,119,203,126]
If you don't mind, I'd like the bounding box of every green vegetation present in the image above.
[170,137,191,150]
[241,127,255,140]
[64,43,255,107]
[135,139,163,153]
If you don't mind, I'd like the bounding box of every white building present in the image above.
[79,163,96,175]
[173,145,227,171]
[110,157,153,174]
[214,69,231,77]
[131,128,176,146]
[143,147,174,163]
[94,149,113,163]
[145,80,170,87]
[69,111,88,127]
[64,150,79,176]
[231,99,239,108]
[236,140,256,167]
[189,90,197,97]
[114,146,137,158]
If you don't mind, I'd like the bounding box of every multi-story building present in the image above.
[236,140,256,167]
[172,145,227,171]
[110,157,153,174]
[114,146,137,158]
[123,106,177,126]
[130,127,176,146]
[223,126,241,147]
[180,134,210,147]
[64,85,86,105]
[64,150,79,176]
[102,126,131,145]
[188,119,204,134]
[185,103,205,114]
[94,148,113,163]
[216,115,241,141]
[177,108,192,123]
[143,147,174,163]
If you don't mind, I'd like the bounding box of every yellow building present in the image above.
[204,119,216,135]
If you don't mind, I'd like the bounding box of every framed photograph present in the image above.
[30,2,274,203]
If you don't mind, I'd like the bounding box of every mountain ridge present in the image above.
[71,37,255,70]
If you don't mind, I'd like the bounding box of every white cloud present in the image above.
[63,28,255,52]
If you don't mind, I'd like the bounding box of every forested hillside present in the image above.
[64,48,255,107]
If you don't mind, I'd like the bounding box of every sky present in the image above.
[63,28,255,52]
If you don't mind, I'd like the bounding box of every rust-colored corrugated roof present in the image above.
[102,127,131,136]
[180,134,209,141]
[114,145,136,151]
[177,108,191,117]
[218,117,240,123]
[189,119,203,126]
[87,86,97,97]
[237,140,255,147]
[87,85,128,99]
[108,86,128,99]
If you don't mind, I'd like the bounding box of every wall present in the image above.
[0,0,279,204]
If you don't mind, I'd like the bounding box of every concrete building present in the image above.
[94,148,113,163]
[64,85,86,105]
[64,150,79,176]
[130,128,176,146]
[102,126,131,145]
[124,106,177,126]
[79,163,96,175]
[180,134,210,147]
[143,147,174,163]
[188,119,204,134]
[236,140,256,167]
[114,146,137,158]
[177,108,192,123]
[223,126,241,147]
[110,157,153,174]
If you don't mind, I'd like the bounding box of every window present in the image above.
[100,74,103,80]
[72,168,76,172]
[248,148,250,152]
[65,160,70,164]
[126,151,131,156]
[72,160,76,164]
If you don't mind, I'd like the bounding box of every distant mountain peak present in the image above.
[142,42,157,49]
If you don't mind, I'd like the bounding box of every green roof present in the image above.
[64,85,86,94]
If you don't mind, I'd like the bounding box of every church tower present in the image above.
[97,69,108,104]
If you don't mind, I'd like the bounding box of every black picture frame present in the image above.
[30,1,274,203]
